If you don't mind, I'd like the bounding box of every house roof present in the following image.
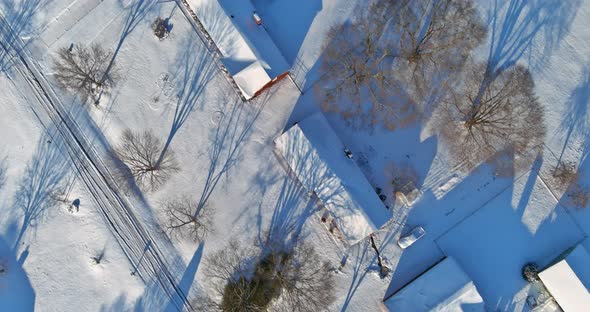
[384,257,485,312]
[274,113,391,245]
[186,0,289,99]
[538,244,590,312]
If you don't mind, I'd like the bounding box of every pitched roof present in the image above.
[275,113,390,244]
[539,244,590,312]
[186,0,289,99]
[384,257,485,312]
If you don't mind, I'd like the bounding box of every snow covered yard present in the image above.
[0,73,144,310]
[2,0,590,311]
[3,0,326,309]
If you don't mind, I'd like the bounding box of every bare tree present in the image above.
[53,43,118,104]
[437,62,545,173]
[547,161,590,209]
[552,161,580,192]
[393,0,485,68]
[203,239,335,312]
[316,1,415,130]
[272,242,336,312]
[203,239,260,312]
[392,0,486,103]
[564,184,590,209]
[163,196,213,242]
[115,129,179,192]
[316,0,485,129]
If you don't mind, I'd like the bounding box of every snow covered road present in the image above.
[0,11,192,312]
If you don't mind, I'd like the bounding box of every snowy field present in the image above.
[1,0,590,311]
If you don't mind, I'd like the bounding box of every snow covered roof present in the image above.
[231,61,271,99]
[274,113,391,245]
[384,257,485,312]
[539,245,590,312]
[186,0,289,99]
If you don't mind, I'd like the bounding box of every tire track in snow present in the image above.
[0,12,193,312]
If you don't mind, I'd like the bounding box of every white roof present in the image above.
[186,0,289,99]
[231,61,271,99]
[275,113,390,245]
[539,245,590,312]
[384,258,485,312]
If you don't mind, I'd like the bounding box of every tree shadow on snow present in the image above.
[0,0,47,72]
[382,151,583,311]
[157,34,217,164]
[0,235,35,311]
[124,242,205,312]
[162,242,204,312]
[557,64,590,163]
[102,0,157,79]
[340,238,377,312]
[8,133,71,250]
[193,90,267,218]
[42,92,192,312]
[485,0,580,76]
[250,133,342,250]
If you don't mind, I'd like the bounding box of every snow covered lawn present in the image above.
[0,72,143,311]
[2,0,590,311]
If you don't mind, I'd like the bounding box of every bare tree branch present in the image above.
[53,43,118,104]
[115,129,179,192]
[437,61,545,173]
[316,0,486,129]
[163,195,213,242]
[392,0,487,105]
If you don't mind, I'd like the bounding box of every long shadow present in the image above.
[381,150,516,303]
[258,117,350,247]
[157,34,217,165]
[0,0,46,72]
[195,0,243,58]
[193,90,267,216]
[163,242,204,312]
[262,174,317,249]
[341,239,373,312]
[557,64,590,163]
[485,0,580,77]
[383,153,583,310]
[0,235,35,311]
[47,92,191,311]
[99,294,128,312]
[102,0,155,81]
[10,134,71,249]
[516,155,543,213]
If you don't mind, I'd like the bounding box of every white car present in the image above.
[398,226,425,249]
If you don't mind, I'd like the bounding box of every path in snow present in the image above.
[0,12,192,312]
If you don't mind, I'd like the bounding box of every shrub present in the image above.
[522,262,539,282]
[152,18,170,40]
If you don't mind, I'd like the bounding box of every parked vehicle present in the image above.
[398,226,425,249]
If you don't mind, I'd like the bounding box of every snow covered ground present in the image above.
[1,0,590,311]
[0,72,144,310]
